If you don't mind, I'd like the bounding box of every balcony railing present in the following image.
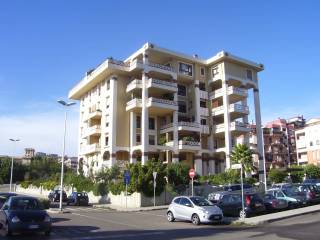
[160,122,174,130]
[199,90,208,99]
[126,79,142,91]
[230,103,249,112]
[160,121,200,130]
[148,97,177,106]
[201,125,210,134]
[148,78,177,88]
[209,87,247,99]
[83,125,101,137]
[126,98,142,107]
[178,140,200,146]
[81,143,101,155]
[200,107,209,116]
[148,62,175,72]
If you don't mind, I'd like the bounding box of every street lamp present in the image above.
[9,138,20,192]
[57,100,76,212]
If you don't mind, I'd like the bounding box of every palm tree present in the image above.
[230,144,254,177]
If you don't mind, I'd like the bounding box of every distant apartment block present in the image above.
[69,43,265,179]
[295,118,320,165]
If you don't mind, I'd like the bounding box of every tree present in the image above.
[304,164,320,179]
[268,169,287,184]
[230,144,254,177]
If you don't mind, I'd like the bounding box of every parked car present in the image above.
[167,196,223,225]
[48,190,67,202]
[209,192,266,218]
[67,192,89,206]
[0,196,52,236]
[303,179,320,186]
[222,184,254,192]
[296,183,320,205]
[267,187,307,209]
[263,194,288,212]
[0,193,17,208]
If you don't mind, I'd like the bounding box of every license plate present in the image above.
[214,216,220,219]
[302,202,307,205]
[29,225,39,229]
[255,203,262,207]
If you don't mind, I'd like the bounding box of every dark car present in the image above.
[67,192,89,206]
[48,190,67,202]
[263,194,288,212]
[0,196,52,236]
[209,192,266,218]
[222,184,254,192]
[296,183,320,205]
[0,193,17,208]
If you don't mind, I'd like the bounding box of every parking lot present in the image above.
[1,205,320,240]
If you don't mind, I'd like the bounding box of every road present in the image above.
[1,206,319,239]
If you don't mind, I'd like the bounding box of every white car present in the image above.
[167,196,223,225]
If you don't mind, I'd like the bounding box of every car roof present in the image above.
[10,196,38,200]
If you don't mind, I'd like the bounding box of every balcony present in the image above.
[209,87,247,103]
[212,121,250,135]
[160,121,200,134]
[178,140,201,151]
[85,110,102,121]
[126,78,177,93]
[199,90,208,99]
[208,72,222,85]
[81,143,101,155]
[147,78,177,92]
[200,107,209,116]
[147,62,177,78]
[82,125,101,138]
[229,104,249,118]
[147,97,178,114]
[126,98,142,111]
[296,140,306,149]
[126,79,142,92]
[201,125,210,135]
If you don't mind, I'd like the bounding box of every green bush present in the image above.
[304,164,320,179]
[42,180,58,190]
[109,181,125,195]
[92,182,108,196]
[21,181,31,189]
[268,169,287,183]
[243,177,257,185]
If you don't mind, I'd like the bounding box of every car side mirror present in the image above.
[186,203,193,208]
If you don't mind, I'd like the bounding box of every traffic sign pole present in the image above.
[189,169,195,196]
[126,182,128,209]
[153,172,157,207]
[191,178,194,196]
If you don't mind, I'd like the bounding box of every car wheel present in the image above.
[239,209,247,219]
[191,214,200,225]
[5,223,12,236]
[167,211,175,222]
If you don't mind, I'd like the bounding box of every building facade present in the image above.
[295,118,320,165]
[69,43,265,179]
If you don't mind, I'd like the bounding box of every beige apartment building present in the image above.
[295,118,320,165]
[69,43,265,180]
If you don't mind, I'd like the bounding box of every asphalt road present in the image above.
[1,206,319,240]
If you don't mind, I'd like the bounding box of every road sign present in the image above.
[231,164,242,170]
[189,169,195,178]
[124,170,130,185]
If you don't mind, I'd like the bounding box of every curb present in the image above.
[47,209,71,214]
[92,205,169,212]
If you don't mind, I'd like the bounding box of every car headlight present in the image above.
[11,216,20,223]
[200,208,209,214]
[44,215,51,222]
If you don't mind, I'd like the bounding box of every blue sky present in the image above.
[1,0,320,156]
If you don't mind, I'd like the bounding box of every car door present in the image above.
[178,198,194,220]
[218,195,234,216]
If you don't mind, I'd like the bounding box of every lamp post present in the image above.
[9,139,20,192]
[57,100,76,212]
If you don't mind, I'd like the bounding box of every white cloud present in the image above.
[0,109,79,157]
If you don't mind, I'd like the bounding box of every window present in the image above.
[149,118,155,130]
[212,66,219,77]
[316,140,320,145]
[136,116,141,129]
[199,82,206,91]
[107,80,110,90]
[174,198,181,204]
[246,69,253,80]
[149,135,155,145]
[178,84,187,96]
[178,101,187,113]
[136,134,141,143]
[106,122,109,127]
[180,198,192,207]
[200,67,205,76]
[200,100,207,108]
[105,137,109,146]
[106,105,109,109]
[201,119,207,125]
[179,62,193,76]
[310,141,313,146]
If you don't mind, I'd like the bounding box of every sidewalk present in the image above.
[238,204,320,225]
[93,204,169,212]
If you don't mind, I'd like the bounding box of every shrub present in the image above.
[109,181,125,195]
[42,180,58,190]
[21,181,31,189]
[268,169,287,184]
[304,164,320,179]
[92,182,108,196]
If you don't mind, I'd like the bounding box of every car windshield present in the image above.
[190,197,213,206]
[282,186,300,196]
[10,198,43,210]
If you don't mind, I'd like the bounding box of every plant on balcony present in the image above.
[230,144,254,177]
[181,136,195,142]
[158,136,167,146]
[162,93,174,101]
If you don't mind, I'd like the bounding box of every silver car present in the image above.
[167,196,223,225]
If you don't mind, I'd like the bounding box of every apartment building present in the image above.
[296,118,320,165]
[69,43,265,179]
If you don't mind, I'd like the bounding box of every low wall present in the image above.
[15,185,174,207]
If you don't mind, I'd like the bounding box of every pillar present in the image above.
[194,155,203,176]
[242,98,250,145]
[141,52,149,165]
[222,79,232,169]
[173,92,179,153]
[254,87,266,184]
[208,158,216,175]
[194,80,200,123]
[109,75,118,167]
